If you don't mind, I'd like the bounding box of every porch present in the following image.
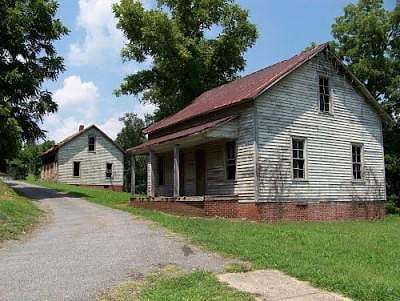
[128,116,240,202]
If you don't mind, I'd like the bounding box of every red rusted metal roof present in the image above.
[128,116,233,154]
[144,43,329,134]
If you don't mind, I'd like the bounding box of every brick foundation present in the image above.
[130,199,385,221]
[235,201,385,221]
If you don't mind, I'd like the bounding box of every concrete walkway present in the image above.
[0,180,227,301]
[218,270,351,301]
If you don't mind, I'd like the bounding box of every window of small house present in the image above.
[158,156,165,185]
[73,161,80,177]
[319,76,330,113]
[352,144,363,180]
[88,136,96,152]
[226,141,237,180]
[292,138,306,179]
[106,163,113,178]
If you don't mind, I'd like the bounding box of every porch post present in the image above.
[130,155,135,197]
[173,145,180,198]
[149,151,156,197]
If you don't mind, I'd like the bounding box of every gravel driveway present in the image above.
[0,180,226,301]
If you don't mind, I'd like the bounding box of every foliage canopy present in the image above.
[113,0,258,121]
[0,0,68,163]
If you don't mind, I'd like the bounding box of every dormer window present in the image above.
[88,136,96,152]
[319,76,331,113]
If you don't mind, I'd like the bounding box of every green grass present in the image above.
[27,177,400,301]
[98,265,254,301]
[0,180,42,241]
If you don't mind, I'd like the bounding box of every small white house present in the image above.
[41,125,125,191]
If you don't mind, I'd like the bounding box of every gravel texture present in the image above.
[0,180,226,301]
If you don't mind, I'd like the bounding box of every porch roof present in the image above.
[127,116,235,155]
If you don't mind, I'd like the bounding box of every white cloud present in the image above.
[43,115,86,142]
[98,114,123,140]
[43,114,122,142]
[53,75,99,118]
[133,102,156,118]
[42,101,155,142]
[68,0,124,66]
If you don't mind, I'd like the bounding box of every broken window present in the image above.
[292,138,306,179]
[73,161,80,177]
[226,141,237,180]
[106,163,113,178]
[319,76,330,113]
[88,136,96,152]
[352,144,363,180]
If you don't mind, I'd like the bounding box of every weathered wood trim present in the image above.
[253,103,259,202]
[149,151,156,197]
[173,145,180,197]
[131,155,135,196]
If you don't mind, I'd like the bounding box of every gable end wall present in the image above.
[57,128,124,186]
[255,53,386,203]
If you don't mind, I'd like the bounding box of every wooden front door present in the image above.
[195,150,206,195]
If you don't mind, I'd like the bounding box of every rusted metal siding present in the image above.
[57,127,124,186]
[255,53,386,202]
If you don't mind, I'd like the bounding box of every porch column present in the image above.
[173,145,180,198]
[130,155,135,197]
[148,151,156,197]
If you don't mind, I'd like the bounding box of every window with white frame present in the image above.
[292,138,306,179]
[226,141,236,180]
[319,76,330,113]
[352,144,363,180]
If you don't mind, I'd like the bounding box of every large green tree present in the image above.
[115,113,146,193]
[0,0,68,164]
[332,0,400,208]
[332,0,399,120]
[113,0,258,120]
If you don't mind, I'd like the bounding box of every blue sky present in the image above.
[43,0,396,142]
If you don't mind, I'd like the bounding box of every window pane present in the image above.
[226,141,236,180]
[319,76,330,112]
[88,136,95,151]
[292,138,305,179]
[227,165,236,180]
[352,145,363,179]
[106,163,112,178]
[73,162,80,177]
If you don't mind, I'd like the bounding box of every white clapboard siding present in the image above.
[234,106,256,202]
[57,127,124,186]
[255,53,385,202]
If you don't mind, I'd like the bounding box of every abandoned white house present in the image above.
[41,125,125,191]
[128,43,392,221]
